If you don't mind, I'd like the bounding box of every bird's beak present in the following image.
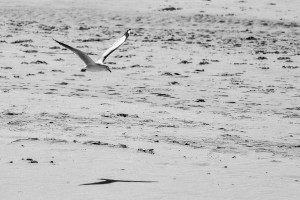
[108,68,112,73]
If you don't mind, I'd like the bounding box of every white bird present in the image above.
[53,29,131,72]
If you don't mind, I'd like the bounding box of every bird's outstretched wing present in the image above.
[53,39,95,65]
[96,29,131,64]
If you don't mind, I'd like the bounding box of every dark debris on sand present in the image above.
[11,39,33,44]
[138,148,155,154]
[30,60,48,64]
[160,7,182,11]
[83,141,128,149]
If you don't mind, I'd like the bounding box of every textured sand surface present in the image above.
[0,0,300,199]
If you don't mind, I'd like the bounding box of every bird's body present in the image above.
[53,29,131,73]
[83,63,110,72]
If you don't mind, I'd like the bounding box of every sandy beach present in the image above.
[0,0,300,199]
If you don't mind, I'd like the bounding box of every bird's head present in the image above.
[104,65,112,72]
[106,66,112,72]
[95,63,111,72]
[125,29,132,37]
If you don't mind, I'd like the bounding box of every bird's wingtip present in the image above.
[125,29,132,37]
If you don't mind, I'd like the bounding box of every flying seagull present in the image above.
[53,29,131,72]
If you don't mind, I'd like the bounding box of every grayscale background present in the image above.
[0,0,299,199]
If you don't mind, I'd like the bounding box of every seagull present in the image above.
[53,29,131,72]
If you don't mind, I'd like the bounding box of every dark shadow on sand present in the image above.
[80,178,157,186]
